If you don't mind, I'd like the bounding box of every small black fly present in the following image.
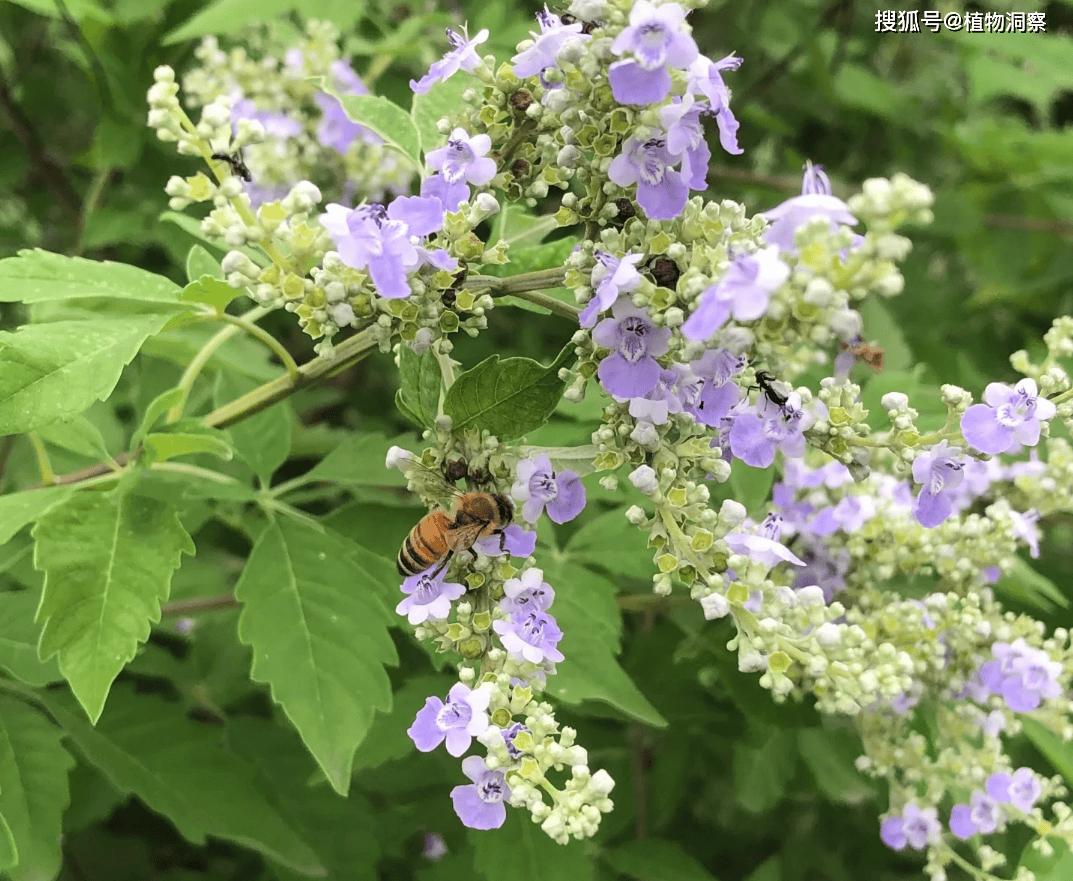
[752,370,789,409]
[211,149,252,182]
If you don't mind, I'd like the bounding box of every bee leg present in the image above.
[495,529,508,555]
[429,551,454,581]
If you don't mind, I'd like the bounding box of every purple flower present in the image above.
[978,638,1062,712]
[880,803,941,851]
[950,791,1004,839]
[986,768,1042,812]
[789,541,850,604]
[411,26,489,95]
[681,247,789,341]
[450,756,510,830]
[627,366,685,425]
[474,523,538,559]
[408,683,491,756]
[592,297,672,399]
[421,172,469,214]
[686,54,744,155]
[960,378,1056,455]
[729,392,813,468]
[493,610,565,664]
[608,0,698,105]
[503,722,528,760]
[659,95,711,189]
[681,349,745,426]
[500,567,555,616]
[396,570,467,625]
[231,95,303,139]
[608,136,688,220]
[422,833,448,861]
[511,455,586,524]
[315,61,378,154]
[579,251,644,329]
[513,8,590,78]
[319,203,412,299]
[807,495,876,536]
[762,162,857,252]
[725,514,805,567]
[911,440,965,528]
[426,128,497,187]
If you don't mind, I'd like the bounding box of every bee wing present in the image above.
[446,521,488,553]
[396,456,466,506]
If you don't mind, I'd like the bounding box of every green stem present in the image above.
[27,434,55,485]
[470,266,568,295]
[160,593,239,617]
[210,311,300,382]
[498,118,538,171]
[167,305,274,423]
[506,289,580,320]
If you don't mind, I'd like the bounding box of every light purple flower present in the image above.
[608,0,698,105]
[681,349,745,425]
[315,61,378,154]
[729,392,813,468]
[725,514,805,567]
[592,297,672,399]
[474,523,538,559]
[608,136,688,220]
[511,455,586,524]
[681,247,789,340]
[396,570,467,625]
[880,803,941,851]
[411,26,489,95]
[950,791,1004,839]
[503,722,528,760]
[493,610,565,664]
[659,95,711,189]
[420,172,469,214]
[978,637,1063,712]
[579,251,644,328]
[450,756,510,830]
[426,128,497,187]
[231,95,303,139]
[319,203,412,299]
[627,366,684,425]
[762,161,857,252]
[960,378,1056,455]
[408,683,491,756]
[513,8,590,78]
[789,541,850,604]
[807,495,876,536]
[986,768,1042,812]
[500,567,555,616]
[686,54,744,155]
[422,833,448,861]
[911,440,965,528]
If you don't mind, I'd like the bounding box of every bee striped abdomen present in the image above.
[397,511,452,576]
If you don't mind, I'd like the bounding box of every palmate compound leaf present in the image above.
[0,313,173,435]
[37,687,325,876]
[235,515,398,796]
[443,343,575,442]
[0,696,74,881]
[32,492,194,723]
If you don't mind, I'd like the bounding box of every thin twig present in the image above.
[160,593,239,617]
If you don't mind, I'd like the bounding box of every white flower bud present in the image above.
[386,446,412,469]
[700,592,729,620]
[625,505,646,525]
[628,464,658,494]
[329,303,354,327]
[881,392,909,411]
[719,499,747,527]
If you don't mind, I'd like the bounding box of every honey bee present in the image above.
[395,457,513,578]
[210,149,252,182]
[839,338,885,372]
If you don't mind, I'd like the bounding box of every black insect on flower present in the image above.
[211,149,252,182]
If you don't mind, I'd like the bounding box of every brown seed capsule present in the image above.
[650,256,681,289]
[441,289,457,308]
[445,460,469,482]
[511,158,531,179]
[613,198,636,225]
[469,466,491,485]
[509,90,533,114]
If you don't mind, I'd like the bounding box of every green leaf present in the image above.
[185,244,223,283]
[162,0,311,44]
[565,510,654,577]
[0,486,73,546]
[180,276,238,313]
[34,414,111,459]
[235,516,397,796]
[472,809,594,881]
[603,839,718,881]
[0,250,183,305]
[1022,718,1073,788]
[733,725,797,813]
[33,492,194,722]
[131,387,185,451]
[301,433,408,489]
[797,728,874,804]
[39,688,324,876]
[352,674,456,771]
[316,80,420,167]
[726,460,776,516]
[396,346,442,429]
[411,73,477,156]
[214,373,291,481]
[0,314,172,434]
[144,323,278,382]
[993,557,1069,613]
[0,696,74,881]
[1020,838,1073,881]
[0,810,14,871]
[0,589,62,686]
[443,344,574,442]
[144,426,235,465]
